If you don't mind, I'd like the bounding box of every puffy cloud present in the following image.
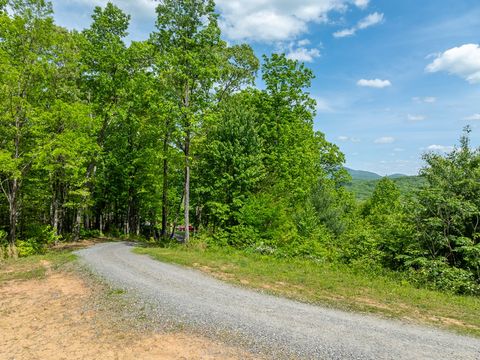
[408,114,426,122]
[374,137,395,144]
[297,39,311,46]
[426,44,480,84]
[333,28,356,38]
[57,0,374,43]
[357,12,384,29]
[286,47,321,62]
[354,0,370,9]
[427,144,454,152]
[357,78,392,88]
[464,114,480,121]
[281,39,321,63]
[216,0,353,42]
[333,12,384,38]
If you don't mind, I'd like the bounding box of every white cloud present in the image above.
[333,12,384,38]
[216,0,352,42]
[426,43,480,84]
[374,136,395,144]
[393,148,405,152]
[57,0,363,43]
[354,0,370,9]
[297,39,311,46]
[338,136,360,142]
[286,47,321,62]
[427,144,454,152]
[333,28,356,38]
[464,114,480,121]
[357,78,392,88]
[413,96,436,103]
[357,12,384,29]
[408,114,426,122]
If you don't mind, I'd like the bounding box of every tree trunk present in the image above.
[184,133,190,242]
[170,192,184,240]
[8,178,19,258]
[52,185,60,236]
[73,208,82,241]
[161,137,169,238]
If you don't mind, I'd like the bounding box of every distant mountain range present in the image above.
[344,168,424,200]
[345,168,408,181]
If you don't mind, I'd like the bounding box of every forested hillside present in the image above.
[1,0,479,296]
[345,168,383,180]
[347,176,426,201]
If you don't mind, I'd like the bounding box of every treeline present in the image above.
[1,0,479,296]
[0,0,347,250]
[347,176,426,201]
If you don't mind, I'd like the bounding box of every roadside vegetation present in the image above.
[1,0,479,318]
[135,245,480,337]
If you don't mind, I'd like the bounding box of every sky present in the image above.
[50,0,480,175]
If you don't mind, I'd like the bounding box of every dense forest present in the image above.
[1,0,479,296]
[347,175,426,201]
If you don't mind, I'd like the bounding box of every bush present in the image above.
[17,239,40,257]
[228,225,260,248]
[0,230,7,260]
[17,225,61,257]
[80,228,102,239]
[407,258,480,295]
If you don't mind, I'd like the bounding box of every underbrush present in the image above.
[135,240,480,337]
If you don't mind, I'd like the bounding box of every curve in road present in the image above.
[76,242,480,360]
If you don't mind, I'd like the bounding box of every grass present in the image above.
[0,251,76,284]
[135,245,480,337]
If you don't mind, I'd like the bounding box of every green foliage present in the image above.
[136,245,480,337]
[406,259,480,295]
[17,225,60,257]
[405,127,480,294]
[347,176,426,201]
[1,0,478,300]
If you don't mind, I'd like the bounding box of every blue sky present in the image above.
[51,0,480,175]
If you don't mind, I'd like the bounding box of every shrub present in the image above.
[80,228,102,239]
[407,258,480,295]
[17,225,61,257]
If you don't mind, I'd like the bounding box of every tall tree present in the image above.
[258,54,319,200]
[150,0,257,241]
[415,127,480,279]
[0,0,57,254]
[80,2,130,238]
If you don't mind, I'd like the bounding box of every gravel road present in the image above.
[76,242,480,360]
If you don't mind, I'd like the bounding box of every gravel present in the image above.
[76,242,480,360]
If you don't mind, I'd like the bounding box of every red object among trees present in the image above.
[177,225,194,232]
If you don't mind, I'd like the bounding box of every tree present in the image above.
[195,93,265,230]
[80,2,130,238]
[257,54,319,201]
[412,127,480,292]
[0,0,57,254]
[150,0,257,241]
